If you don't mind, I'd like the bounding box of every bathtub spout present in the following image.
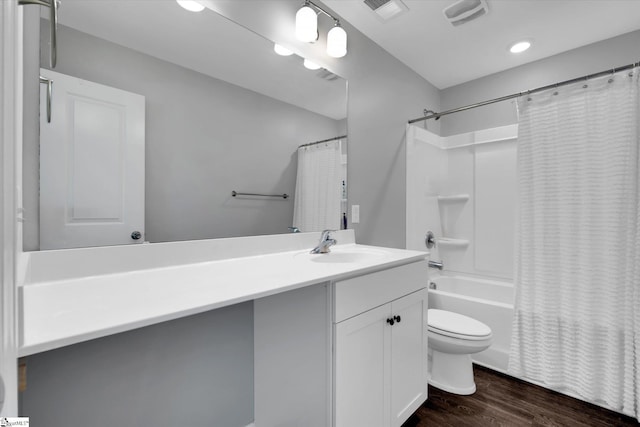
[429,260,444,270]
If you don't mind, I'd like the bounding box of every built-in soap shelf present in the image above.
[436,194,469,249]
[437,194,470,203]
[436,237,469,249]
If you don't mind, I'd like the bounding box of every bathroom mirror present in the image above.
[24,0,347,251]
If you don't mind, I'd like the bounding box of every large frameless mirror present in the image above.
[23,0,347,251]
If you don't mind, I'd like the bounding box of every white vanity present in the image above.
[18,230,428,426]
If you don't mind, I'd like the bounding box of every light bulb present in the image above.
[274,44,294,56]
[510,41,531,53]
[176,0,205,12]
[296,5,318,42]
[327,25,347,58]
[303,59,321,70]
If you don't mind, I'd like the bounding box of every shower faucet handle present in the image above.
[425,231,436,249]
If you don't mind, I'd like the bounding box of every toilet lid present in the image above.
[428,309,492,339]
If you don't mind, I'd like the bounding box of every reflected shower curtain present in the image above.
[509,67,640,419]
[292,140,342,232]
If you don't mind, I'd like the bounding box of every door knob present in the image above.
[131,231,142,240]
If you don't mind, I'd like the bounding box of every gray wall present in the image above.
[440,30,640,136]
[211,1,442,248]
[26,21,342,249]
[20,303,254,427]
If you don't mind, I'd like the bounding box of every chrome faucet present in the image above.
[310,229,337,254]
[428,260,444,270]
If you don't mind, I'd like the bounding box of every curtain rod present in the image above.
[299,134,347,148]
[408,61,640,124]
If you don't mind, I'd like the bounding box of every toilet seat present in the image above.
[428,309,492,341]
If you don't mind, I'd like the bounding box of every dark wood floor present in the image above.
[403,365,638,426]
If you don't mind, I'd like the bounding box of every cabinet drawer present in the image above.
[334,260,427,323]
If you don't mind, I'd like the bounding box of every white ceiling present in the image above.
[324,0,640,89]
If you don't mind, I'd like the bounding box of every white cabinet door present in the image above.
[334,288,428,427]
[39,69,145,249]
[335,303,391,427]
[390,289,428,426]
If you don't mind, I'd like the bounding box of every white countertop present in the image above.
[19,234,427,356]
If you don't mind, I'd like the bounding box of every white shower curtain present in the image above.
[509,67,640,419]
[292,140,342,232]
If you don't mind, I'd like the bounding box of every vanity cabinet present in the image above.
[333,261,428,427]
[253,259,428,427]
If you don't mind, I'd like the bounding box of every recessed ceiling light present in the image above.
[176,0,205,12]
[509,41,531,54]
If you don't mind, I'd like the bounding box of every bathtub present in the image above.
[428,274,514,373]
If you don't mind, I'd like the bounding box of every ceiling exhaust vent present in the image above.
[443,0,488,26]
[363,0,409,21]
[316,69,340,81]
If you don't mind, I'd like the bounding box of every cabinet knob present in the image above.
[386,318,395,326]
[394,315,401,323]
[131,231,142,240]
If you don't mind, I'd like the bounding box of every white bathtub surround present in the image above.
[292,139,343,232]
[510,67,640,420]
[405,123,517,279]
[428,274,514,372]
[406,124,518,377]
[18,229,427,356]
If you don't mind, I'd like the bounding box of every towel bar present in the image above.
[231,191,289,199]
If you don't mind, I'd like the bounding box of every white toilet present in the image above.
[427,309,493,395]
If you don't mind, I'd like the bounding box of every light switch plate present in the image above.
[351,205,360,223]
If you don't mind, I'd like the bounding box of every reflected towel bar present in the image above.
[19,0,58,68]
[231,191,289,199]
[39,76,53,123]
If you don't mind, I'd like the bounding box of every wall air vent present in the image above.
[363,0,409,21]
[443,0,488,26]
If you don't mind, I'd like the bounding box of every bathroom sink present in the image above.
[306,246,390,264]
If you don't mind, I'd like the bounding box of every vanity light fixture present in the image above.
[509,40,531,54]
[327,23,347,58]
[274,44,294,56]
[303,59,321,70]
[176,0,205,12]
[296,0,348,58]
[296,3,319,42]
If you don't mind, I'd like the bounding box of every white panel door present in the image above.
[39,69,145,249]
[335,304,391,427]
[390,289,428,426]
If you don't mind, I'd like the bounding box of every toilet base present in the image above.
[428,351,477,395]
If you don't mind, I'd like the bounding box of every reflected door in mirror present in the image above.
[39,69,145,249]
